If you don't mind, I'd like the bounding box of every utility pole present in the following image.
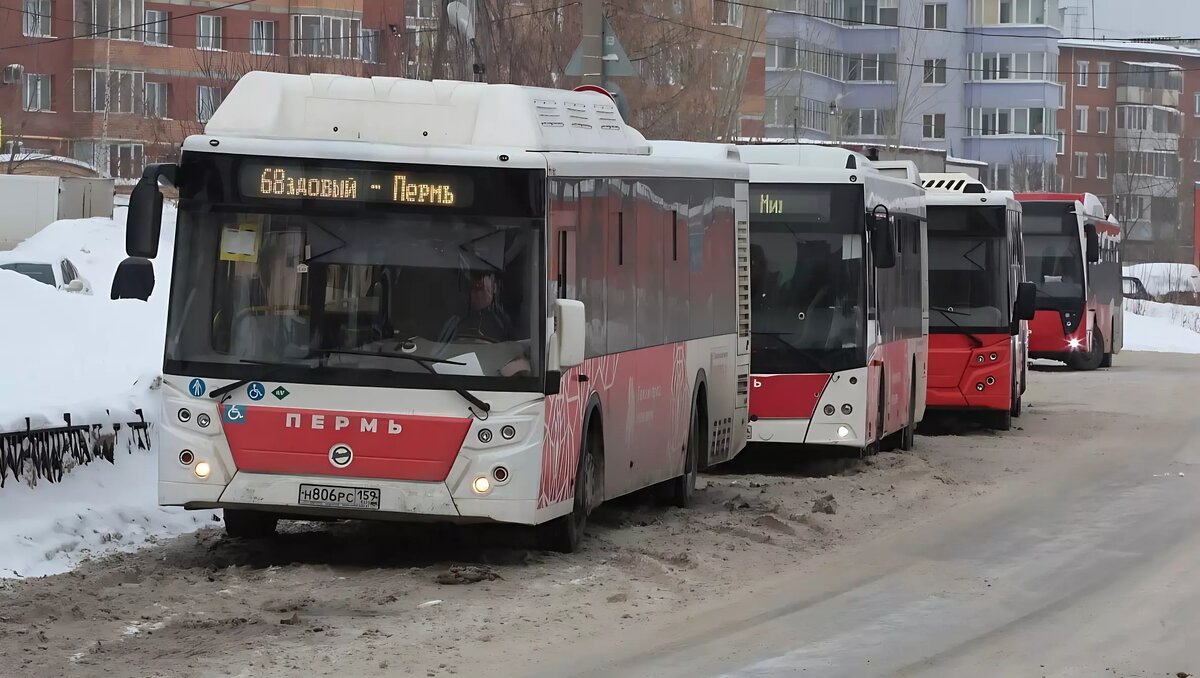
[581,0,604,86]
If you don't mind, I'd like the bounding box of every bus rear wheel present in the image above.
[1068,328,1105,371]
[538,421,601,553]
[222,509,278,539]
[899,376,916,451]
[659,401,701,508]
[984,409,1012,431]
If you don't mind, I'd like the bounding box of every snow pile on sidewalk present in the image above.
[0,447,210,578]
[0,205,176,431]
[1124,303,1200,354]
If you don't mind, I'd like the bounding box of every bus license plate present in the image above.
[297,484,380,510]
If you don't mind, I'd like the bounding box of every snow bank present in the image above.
[0,445,209,578]
[0,205,175,431]
[1123,312,1200,353]
[1125,298,1200,334]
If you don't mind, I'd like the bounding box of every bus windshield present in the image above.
[927,206,1009,332]
[749,184,866,374]
[165,210,543,391]
[1022,202,1085,302]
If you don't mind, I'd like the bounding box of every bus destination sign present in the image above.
[240,162,474,207]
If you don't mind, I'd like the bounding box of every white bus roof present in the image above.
[203,71,651,156]
[872,160,921,184]
[920,172,1019,210]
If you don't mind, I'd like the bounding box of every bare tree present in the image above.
[1111,116,1184,262]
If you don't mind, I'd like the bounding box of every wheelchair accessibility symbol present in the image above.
[222,404,247,425]
[246,382,265,401]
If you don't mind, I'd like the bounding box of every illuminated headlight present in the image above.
[1068,338,1082,349]
[824,404,836,416]
[472,476,491,494]
[194,461,211,479]
[837,425,850,438]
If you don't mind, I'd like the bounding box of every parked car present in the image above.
[0,254,92,294]
[1122,275,1153,301]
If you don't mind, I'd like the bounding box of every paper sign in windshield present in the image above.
[220,223,261,262]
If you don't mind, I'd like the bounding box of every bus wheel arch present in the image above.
[538,394,604,553]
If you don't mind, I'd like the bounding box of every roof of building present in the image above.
[1059,38,1200,60]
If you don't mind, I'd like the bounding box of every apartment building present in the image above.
[1057,38,1200,263]
[1,0,405,178]
[760,0,1063,190]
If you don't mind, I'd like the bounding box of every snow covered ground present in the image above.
[1122,310,1200,354]
[0,203,208,579]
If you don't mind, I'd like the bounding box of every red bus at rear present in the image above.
[1015,193,1122,370]
[922,176,1035,430]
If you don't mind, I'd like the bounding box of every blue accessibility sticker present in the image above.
[188,378,207,398]
[222,404,247,425]
[246,382,266,401]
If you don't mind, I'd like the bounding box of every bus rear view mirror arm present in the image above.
[127,163,178,260]
[555,299,586,369]
[870,204,896,269]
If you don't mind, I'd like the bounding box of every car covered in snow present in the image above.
[0,253,92,294]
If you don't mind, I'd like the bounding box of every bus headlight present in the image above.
[194,461,211,479]
[837,425,850,438]
[1068,338,1082,349]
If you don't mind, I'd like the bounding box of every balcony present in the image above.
[1117,86,1181,108]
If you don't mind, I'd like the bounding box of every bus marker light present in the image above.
[178,408,191,423]
[824,405,836,416]
[197,413,211,428]
[977,355,984,363]
[472,476,491,494]
[179,450,194,465]
[976,382,985,391]
[478,428,493,444]
[837,425,850,439]
[986,376,995,385]
[841,404,852,415]
[493,466,509,483]
[989,352,998,361]
[500,425,516,440]
[194,461,211,479]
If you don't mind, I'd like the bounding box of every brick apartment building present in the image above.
[0,0,406,178]
[1057,38,1200,264]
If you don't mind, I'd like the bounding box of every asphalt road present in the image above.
[531,351,1200,678]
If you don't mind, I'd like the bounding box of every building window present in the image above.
[23,0,51,37]
[73,68,144,114]
[197,15,223,50]
[845,54,897,82]
[993,164,1010,190]
[969,107,1049,135]
[766,38,799,70]
[143,9,167,45]
[110,143,143,178]
[1194,141,1200,163]
[970,52,1053,81]
[197,85,222,122]
[844,108,891,137]
[1096,153,1108,179]
[1074,105,1088,133]
[23,74,51,111]
[412,0,437,19]
[145,81,167,118]
[74,0,144,40]
[1098,107,1109,134]
[971,0,1045,24]
[844,0,899,26]
[923,58,946,84]
[249,20,275,55]
[291,15,364,58]
[1056,129,1064,155]
[1116,104,1180,133]
[924,3,947,28]
[1098,62,1110,88]
[1194,93,1200,116]
[1074,152,1087,179]
[711,0,743,26]
[1076,61,1088,87]
[361,29,381,64]
[922,113,946,139]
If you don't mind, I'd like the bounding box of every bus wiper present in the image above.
[209,358,320,401]
[318,349,491,415]
[931,307,984,348]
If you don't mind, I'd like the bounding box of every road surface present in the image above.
[0,352,1193,678]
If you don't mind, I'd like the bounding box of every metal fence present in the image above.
[0,410,151,489]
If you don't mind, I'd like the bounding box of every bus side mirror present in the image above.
[111,257,155,301]
[1014,281,1036,326]
[555,298,586,369]
[1084,224,1100,263]
[127,163,177,259]
[870,212,896,269]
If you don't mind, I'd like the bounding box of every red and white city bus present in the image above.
[734,146,928,454]
[918,174,1036,430]
[113,73,750,552]
[1014,192,1122,370]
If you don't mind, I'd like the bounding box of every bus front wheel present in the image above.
[1069,328,1105,371]
[538,419,602,553]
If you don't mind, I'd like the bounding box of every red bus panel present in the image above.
[748,373,832,420]
[927,334,1011,411]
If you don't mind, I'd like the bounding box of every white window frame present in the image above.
[144,81,167,119]
[1193,141,1200,163]
[1097,153,1108,179]
[197,14,222,51]
[143,9,167,46]
[360,29,380,64]
[23,0,52,38]
[413,0,437,19]
[922,113,946,139]
[109,142,143,179]
[1098,62,1110,89]
[1076,61,1088,87]
[712,0,743,27]
[251,20,275,55]
[923,3,947,29]
[76,0,145,41]
[1194,92,1200,116]
[23,73,51,112]
[291,14,362,59]
[197,85,222,122]
[923,58,947,85]
[1074,151,1087,179]
[1097,107,1109,134]
[1075,105,1088,133]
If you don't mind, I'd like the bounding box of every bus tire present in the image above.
[538,415,602,553]
[222,509,277,539]
[865,381,885,457]
[1011,364,1022,418]
[662,399,702,508]
[985,409,1012,431]
[1011,395,1022,418]
[899,373,916,451]
[1069,327,1105,371]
